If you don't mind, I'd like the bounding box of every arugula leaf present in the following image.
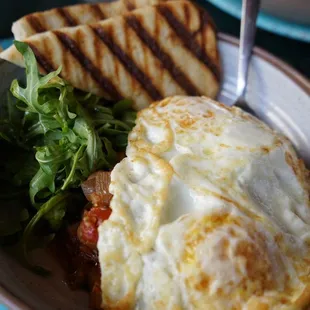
[11,41,62,115]
[112,99,133,117]
[13,154,39,187]
[0,93,25,147]
[61,144,86,191]
[0,41,137,271]
[102,137,117,166]
[29,167,56,204]
[22,191,71,274]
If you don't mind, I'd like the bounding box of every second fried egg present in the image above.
[97,96,310,310]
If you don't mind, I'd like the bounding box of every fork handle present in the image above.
[236,0,261,101]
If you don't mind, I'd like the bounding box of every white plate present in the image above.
[218,34,310,165]
[0,33,309,310]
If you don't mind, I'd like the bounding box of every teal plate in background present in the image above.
[0,38,12,50]
[204,0,310,42]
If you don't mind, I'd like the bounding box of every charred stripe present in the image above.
[90,4,106,20]
[56,7,78,26]
[27,42,55,73]
[91,25,162,100]
[54,30,122,100]
[126,15,201,96]
[26,15,46,34]
[124,0,136,11]
[157,5,220,81]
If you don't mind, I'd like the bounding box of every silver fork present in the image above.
[233,0,261,115]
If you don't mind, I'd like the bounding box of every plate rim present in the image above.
[0,286,29,310]
[218,33,310,96]
[0,33,309,310]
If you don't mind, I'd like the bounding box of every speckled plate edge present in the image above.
[0,33,309,310]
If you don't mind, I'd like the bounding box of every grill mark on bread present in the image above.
[184,3,190,26]
[91,25,162,100]
[196,8,207,55]
[123,21,134,91]
[199,6,217,32]
[54,30,122,99]
[124,0,136,11]
[27,42,55,73]
[56,7,78,26]
[90,3,106,20]
[26,15,46,34]
[157,5,220,81]
[197,8,220,64]
[126,15,201,96]
[153,14,162,79]
[108,25,121,85]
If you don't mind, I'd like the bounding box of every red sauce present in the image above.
[50,221,103,309]
[78,207,112,249]
[50,171,114,309]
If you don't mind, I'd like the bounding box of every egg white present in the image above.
[97,96,310,310]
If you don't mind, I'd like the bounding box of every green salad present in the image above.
[0,41,136,273]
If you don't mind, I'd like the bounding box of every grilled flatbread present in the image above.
[1,0,220,110]
[12,0,164,40]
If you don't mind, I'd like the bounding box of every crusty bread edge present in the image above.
[0,44,24,68]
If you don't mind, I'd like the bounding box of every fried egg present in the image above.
[97,96,310,310]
